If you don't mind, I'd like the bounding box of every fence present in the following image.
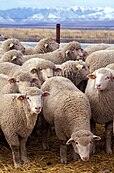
[0,24,114,44]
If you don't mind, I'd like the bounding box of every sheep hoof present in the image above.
[21,157,30,163]
[14,162,21,169]
[106,148,112,155]
[60,158,67,164]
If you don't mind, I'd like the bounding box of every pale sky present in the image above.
[0,0,114,10]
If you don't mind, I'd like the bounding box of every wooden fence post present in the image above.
[56,24,60,44]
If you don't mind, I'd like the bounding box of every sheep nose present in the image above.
[82,157,89,161]
[35,107,41,112]
[47,76,52,78]
[96,84,101,89]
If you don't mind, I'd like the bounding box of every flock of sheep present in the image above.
[0,37,114,168]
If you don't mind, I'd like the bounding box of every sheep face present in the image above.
[76,61,90,80]
[11,57,22,66]
[87,68,114,91]
[66,130,101,161]
[65,48,84,61]
[9,40,25,53]
[41,68,54,80]
[25,95,43,114]
[19,91,49,114]
[44,40,59,52]
[2,38,25,53]
[16,80,32,92]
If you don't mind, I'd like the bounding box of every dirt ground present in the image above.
[0,125,114,173]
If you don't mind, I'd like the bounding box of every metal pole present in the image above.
[56,24,60,44]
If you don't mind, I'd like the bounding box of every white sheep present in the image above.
[23,37,59,55]
[0,38,25,53]
[41,76,101,163]
[85,50,114,73]
[12,69,44,89]
[0,61,44,88]
[106,63,114,70]
[85,67,114,155]
[54,60,89,92]
[84,43,109,56]
[22,58,61,81]
[22,41,85,64]
[0,62,21,76]
[0,71,36,94]
[106,46,114,50]
[0,87,49,168]
[0,50,23,65]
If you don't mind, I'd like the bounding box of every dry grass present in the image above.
[0,28,114,43]
[0,125,114,173]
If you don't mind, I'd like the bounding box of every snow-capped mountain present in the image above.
[0,6,114,25]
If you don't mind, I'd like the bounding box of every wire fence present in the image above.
[0,24,114,44]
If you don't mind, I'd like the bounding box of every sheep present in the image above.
[0,50,23,65]
[22,58,61,81]
[106,63,114,70]
[106,46,114,50]
[0,62,21,76]
[40,76,101,163]
[12,69,43,89]
[0,38,25,53]
[85,67,114,155]
[22,41,85,64]
[84,43,109,56]
[85,50,114,73]
[0,62,45,88]
[54,60,89,92]
[23,37,59,55]
[0,71,35,94]
[0,87,49,168]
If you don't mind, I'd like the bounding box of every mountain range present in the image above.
[0,6,114,28]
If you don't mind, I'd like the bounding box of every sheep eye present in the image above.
[75,142,78,145]
[26,96,31,101]
[105,77,110,80]
[82,65,85,69]
[16,80,19,83]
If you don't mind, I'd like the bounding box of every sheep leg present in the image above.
[19,137,30,163]
[90,119,96,154]
[60,141,67,164]
[105,121,113,155]
[40,116,50,150]
[5,134,21,168]
[72,150,79,161]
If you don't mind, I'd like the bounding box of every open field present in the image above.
[0,28,114,43]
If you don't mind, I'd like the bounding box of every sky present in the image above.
[0,0,114,10]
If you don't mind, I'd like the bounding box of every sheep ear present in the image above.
[87,74,96,79]
[93,135,101,141]
[54,67,62,73]
[44,43,49,48]
[42,91,50,97]
[66,138,74,145]
[8,78,16,84]
[9,43,14,48]
[76,64,83,70]
[65,50,70,56]
[17,95,25,101]
[12,56,17,60]
[31,78,38,83]
[30,68,38,74]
